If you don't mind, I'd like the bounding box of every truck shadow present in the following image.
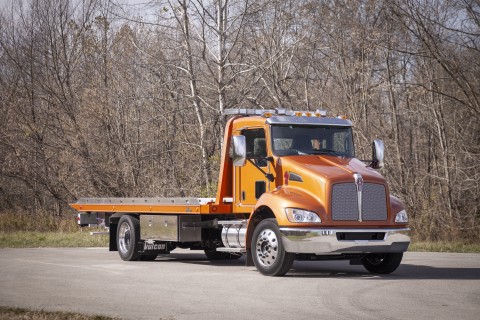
[155,253,480,280]
[287,261,480,280]
[155,252,247,267]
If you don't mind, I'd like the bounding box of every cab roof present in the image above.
[225,108,352,127]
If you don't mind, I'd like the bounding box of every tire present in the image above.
[204,248,242,260]
[361,253,403,274]
[117,215,141,261]
[251,219,294,276]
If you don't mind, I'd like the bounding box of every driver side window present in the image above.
[243,128,267,167]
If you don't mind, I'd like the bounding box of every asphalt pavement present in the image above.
[0,248,479,320]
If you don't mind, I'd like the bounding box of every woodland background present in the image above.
[0,0,478,242]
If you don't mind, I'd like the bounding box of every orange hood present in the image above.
[279,155,386,185]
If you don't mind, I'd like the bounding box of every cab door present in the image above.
[234,128,271,213]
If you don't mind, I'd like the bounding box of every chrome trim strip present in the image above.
[216,247,246,253]
[353,173,364,222]
[279,227,410,254]
[76,197,215,205]
[218,220,247,225]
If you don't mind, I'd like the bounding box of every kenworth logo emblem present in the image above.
[353,173,364,192]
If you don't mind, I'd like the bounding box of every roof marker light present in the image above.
[224,108,330,118]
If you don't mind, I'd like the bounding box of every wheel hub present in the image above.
[118,222,131,254]
[255,228,278,267]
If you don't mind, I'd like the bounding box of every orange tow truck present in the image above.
[70,108,410,276]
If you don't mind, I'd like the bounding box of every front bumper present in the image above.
[279,227,410,254]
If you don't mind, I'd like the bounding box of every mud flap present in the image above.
[138,240,171,255]
[245,248,254,266]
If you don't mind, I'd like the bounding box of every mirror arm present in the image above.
[359,159,377,166]
[369,160,379,169]
[247,159,275,182]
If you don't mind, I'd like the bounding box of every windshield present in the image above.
[271,125,354,157]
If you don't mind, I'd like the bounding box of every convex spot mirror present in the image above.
[232,135,246,167]
[371,139,384,169]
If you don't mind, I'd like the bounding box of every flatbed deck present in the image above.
[70,197,233,215]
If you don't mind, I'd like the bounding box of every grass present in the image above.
[0,306,120,320]
[409,240,480,253]
[0,212,79,233]
[0,212,108,248]
[0,231,108,248]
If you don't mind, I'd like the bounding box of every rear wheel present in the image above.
[117,215,141,261]
[251,219,294,276]
[361,253,403,274]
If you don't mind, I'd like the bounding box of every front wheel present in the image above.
[251,219,294,276]
[361,253,403,274]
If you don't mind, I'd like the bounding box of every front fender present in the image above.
[390,195,405,216]
[244,186,324,253]
[253,186,326,227]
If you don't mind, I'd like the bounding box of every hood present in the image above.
[279,155,386,185]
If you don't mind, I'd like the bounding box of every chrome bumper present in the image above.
[279,227,410,254]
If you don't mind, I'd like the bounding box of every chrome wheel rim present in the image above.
[255,228,278,267]
[118,222,131,254]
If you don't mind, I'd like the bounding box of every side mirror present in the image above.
[232,135,246,167]
[371,139,384,169]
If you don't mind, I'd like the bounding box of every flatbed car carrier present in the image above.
[71,108,410,276]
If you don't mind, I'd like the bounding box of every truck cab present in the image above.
[71,108,410,276]
[219,109,409,275]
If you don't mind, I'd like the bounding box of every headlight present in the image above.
[395,209,408,223]
[285,208,321,223]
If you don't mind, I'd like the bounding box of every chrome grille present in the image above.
[331,183,387,221]
[362,183,387,220]
[331,184,358,220]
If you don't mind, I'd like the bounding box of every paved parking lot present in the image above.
[0,248,479,319]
